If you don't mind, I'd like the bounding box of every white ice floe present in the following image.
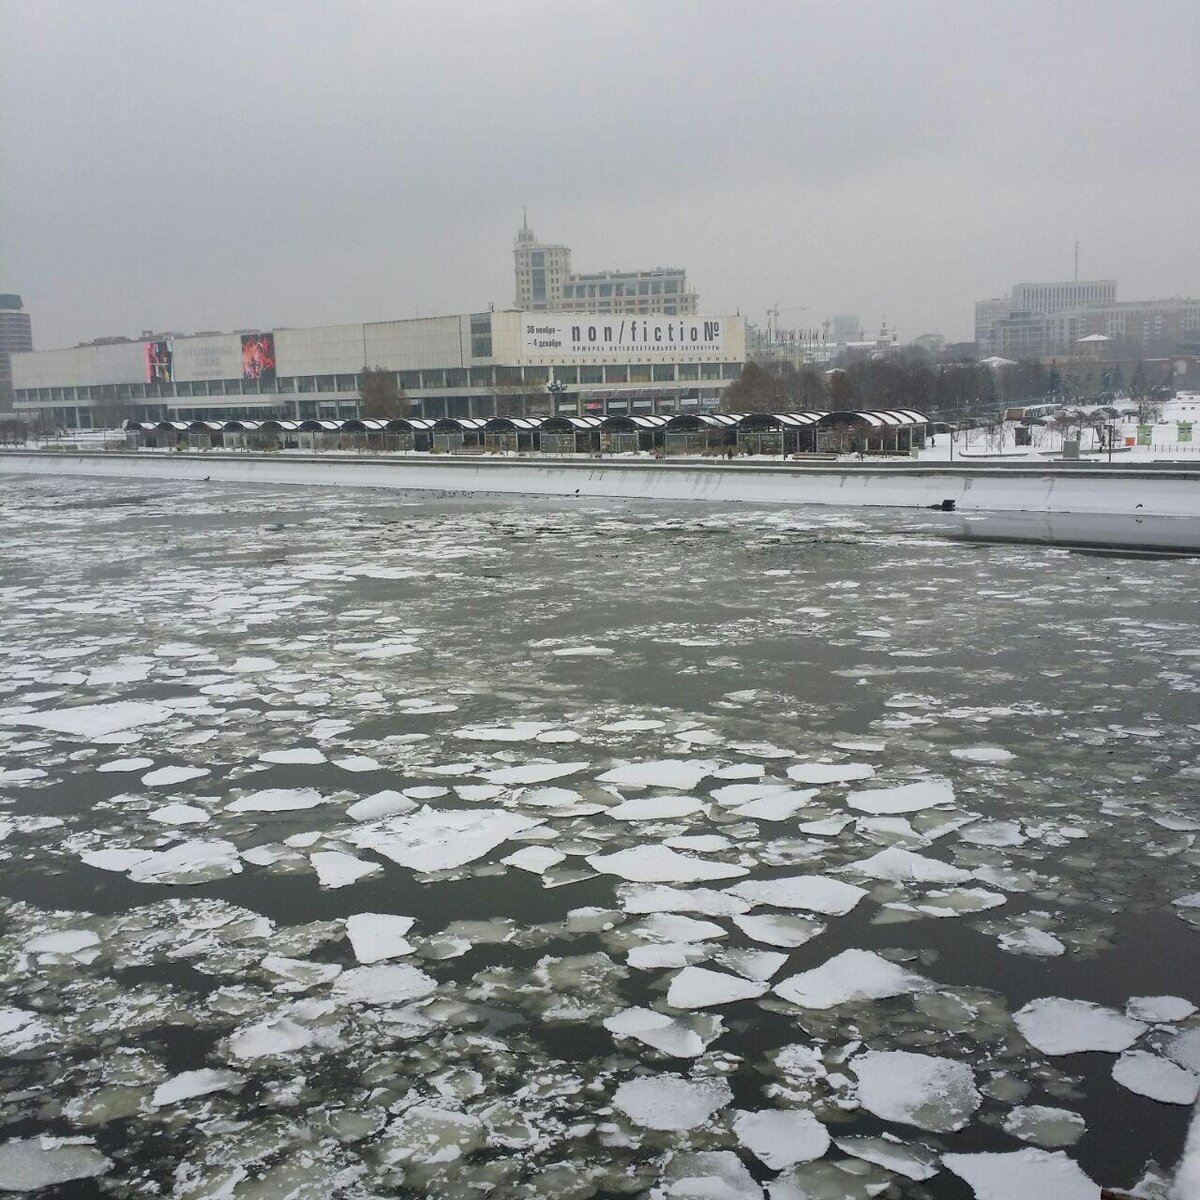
[1,700,171,739]
[786,761,874,784]
[997,927,1065,957]
[607,795,704,821]
[481,761,590,785]
[612,1075,732,1131]
[228,1016,314,1059]
[853,1049,981,1132]
[603,1008,716,1058]
[598,760,714,790]
[666,835,733,852]
[95,757,154,773]
[454,722,553,742]
[346,807,542,873]
[226,787,327,813]
[733,1108,830,1169]
[1013,998,1146,1055]
[844,845,972,884]
[652,1151,760,1200]
[731,914,824,948]
[637,913,727,943]
[332,755,382,772]
[847,778,955,815]
[774,949,929,1010]
[1127,996,1198,1023]
[501,845,567,874]
[797,816,853,836]
[259,748,327,764]
[942,1149,1098,1200]
[228,656,279,673]
[959,820,1026,847]
[600,719,666,732]
[551,646,614,657]
[0,1136,112,1190]
[886,887,1006,919]
[716,948,788,982]
[1001,1105,1086,1147]
[83,839,242,885]
[150,1068,245,1108]
[729,875,867,917]
[950,746,1015,764]
[1113,1051,1200,1104]
[148,803,209,826]
[1168,1029,1200,1072]
[587,844,748,884]
[667,966,768,1009]
[627,944,710,971]
[24,930,99,957]
[619,884,751,917]
[345,913,416,962]
[834,1134,940,1181]
[346,791,416,821]
[332,963,437,1005]
[140,764,210,787]
[731,791,818,821]
[310,850,382,888]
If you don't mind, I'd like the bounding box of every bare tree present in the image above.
[494,375,548,418]
[359,366,410,419]
[90,394,133,432]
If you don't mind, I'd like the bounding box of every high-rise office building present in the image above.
[514,218,698,316]
[0,294,33,410]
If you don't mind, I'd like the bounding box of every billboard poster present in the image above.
[144,340,173,384]
[241,333,276,382]
[521,315,727,359]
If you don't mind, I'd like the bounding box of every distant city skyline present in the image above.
[3,2,1197,351]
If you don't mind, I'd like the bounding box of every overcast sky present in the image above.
[3,1,1198,349]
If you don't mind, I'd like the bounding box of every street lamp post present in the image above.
[547,378,567,416]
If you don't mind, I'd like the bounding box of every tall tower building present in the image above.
[513,213,571,310]
[0,295,33,411]
[513,216,698,315]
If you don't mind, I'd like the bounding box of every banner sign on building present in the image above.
[521,315,727,358]
[172,335,243,382]
[144,340,173,384]
[241,333,276,382]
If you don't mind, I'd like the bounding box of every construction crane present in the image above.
[766,304,809,343]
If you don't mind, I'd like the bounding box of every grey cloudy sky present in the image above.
[3,0,1198,349]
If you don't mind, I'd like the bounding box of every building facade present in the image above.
[0,294,33,410]
[976,278,1199,358]
[11,309,746,429]
[514,219,698,316]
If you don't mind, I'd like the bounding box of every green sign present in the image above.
[1136,425,1152,446]
[1179,422,1194,443]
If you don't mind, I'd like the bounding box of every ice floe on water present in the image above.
[942,1148,1098,1199]
[613,1075,732,1131]
[852,1049,981,1132]
[1014,997,1147,1055]
[774,949,929,1010]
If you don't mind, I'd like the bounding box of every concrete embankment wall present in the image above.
[2,450,1198,517]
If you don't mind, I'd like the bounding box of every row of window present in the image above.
[563,280,681,298]
[13,362,741,403]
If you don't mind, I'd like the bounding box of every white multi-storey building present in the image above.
[513,218,698,316]
[11,309,745,429]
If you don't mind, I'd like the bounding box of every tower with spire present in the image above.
[513,213,572,310]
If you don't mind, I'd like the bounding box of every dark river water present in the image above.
[0,474,1197,1198]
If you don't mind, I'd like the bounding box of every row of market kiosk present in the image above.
[125,410,929,457]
